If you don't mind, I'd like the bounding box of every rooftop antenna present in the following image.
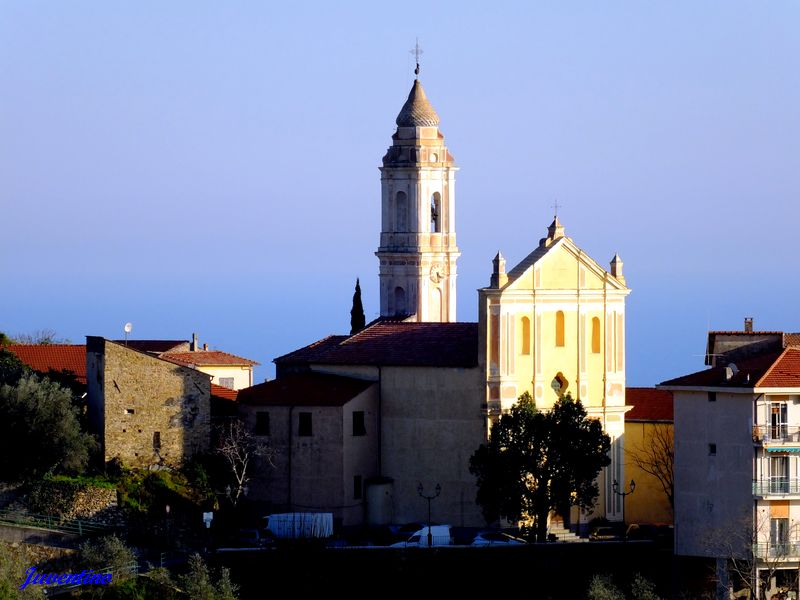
[123,322,132,346]
[410,38,423,77]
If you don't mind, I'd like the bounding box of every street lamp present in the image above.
[612,479,636,530]
[417,482,441,548]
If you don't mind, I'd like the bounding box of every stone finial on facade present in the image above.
[546,216,565,244]
[491,251,508,288]
[610,253,625,285]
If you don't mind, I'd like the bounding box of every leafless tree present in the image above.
[627,423,674,509]
[216,419,274,506]
[12,329,70,345]
[704,509,800,600]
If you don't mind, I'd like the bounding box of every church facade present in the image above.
[246,71,631,530]
[478,218,631,524]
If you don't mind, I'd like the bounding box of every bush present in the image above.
[179,554,239,600]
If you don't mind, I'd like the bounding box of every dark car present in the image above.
[625,523,659,541]
[589,526,621,541]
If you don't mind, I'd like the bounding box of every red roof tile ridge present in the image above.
[709,330,785,335]
[755,347,791,387]
[162,350,260,366]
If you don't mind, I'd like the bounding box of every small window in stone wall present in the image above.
[255,412,270,436]
[353,411,366,436]
[299,412,312,436]
[153,431,161,450]
[219,377,235,389]
[125,408,134,415]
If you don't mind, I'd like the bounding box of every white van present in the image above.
[391,525,453,548]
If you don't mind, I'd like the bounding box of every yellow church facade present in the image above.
[478,216,631,523]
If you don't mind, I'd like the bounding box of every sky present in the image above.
[1,2,798,386]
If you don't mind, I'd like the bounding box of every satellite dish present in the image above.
[124,322,133,334]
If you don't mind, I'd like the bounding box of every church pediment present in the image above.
[502,237,627,292]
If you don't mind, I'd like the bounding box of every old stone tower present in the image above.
[376,77,460,322]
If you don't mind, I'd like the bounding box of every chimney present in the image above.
[203,343,208,351]
[490,252,507,288]
[744,317,753,333]
[191,332,199,351]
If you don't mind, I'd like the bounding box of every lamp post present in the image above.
[612,479,636,532]
[417,482,441,548]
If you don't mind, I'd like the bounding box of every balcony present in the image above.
[754,541,800,560]
[753,425,800,446]
[753,479,800,497]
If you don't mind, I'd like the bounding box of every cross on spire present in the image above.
[410,38,423,77]
[552,199,562,218]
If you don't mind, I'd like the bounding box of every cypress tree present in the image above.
[350,278,366,334]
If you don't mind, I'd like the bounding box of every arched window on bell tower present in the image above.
[394,287,406,316]
[396,191,407,232]
[431,192,441,233]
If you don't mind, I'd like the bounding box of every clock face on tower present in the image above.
[430,263,444,284]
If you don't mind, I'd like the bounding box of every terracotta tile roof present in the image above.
[274,322,479,368]
[111,340,188,354]
[757,348,800,388]
[784,333,800,348]
[626,387,673,422]
[4,344,87,384]
[660,351,783,388]
[161,351,259,367]
[210,383,239,401]
[238,373,375,407]
[274,335,349,364]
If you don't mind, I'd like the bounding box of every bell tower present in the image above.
[376,75,460,322]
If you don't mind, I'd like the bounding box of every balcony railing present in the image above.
[753,425,800,444]
[754,541,800,559]
[753,479,800,496]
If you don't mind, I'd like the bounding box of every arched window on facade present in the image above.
[521,316,531,355]
[394,287,407,316]
[591,317,601,354]
[396,191,407,232]
[555,311,565,347]
[431,192,441,233]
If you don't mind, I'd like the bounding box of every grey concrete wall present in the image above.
[380,366,485,527]
[674,389,754,558]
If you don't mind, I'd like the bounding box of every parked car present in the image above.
[625,523,659,541]
[390,525,453,547]
[589,526,621,541]
[471,531,526,546]
[234,528,273,548]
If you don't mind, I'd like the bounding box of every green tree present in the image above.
[179,554,239,600]
[79,536,137,583]
[349,278,366,335]
[0,542,45,599]
[469,392,611,542]
[586,575,625,600]
[0,350,28,387]
[0,375,96,481]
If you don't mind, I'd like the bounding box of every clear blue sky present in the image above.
[1,2,798,386]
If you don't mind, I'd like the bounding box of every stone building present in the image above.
[86,336,211,468]
[238,373,379,527]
